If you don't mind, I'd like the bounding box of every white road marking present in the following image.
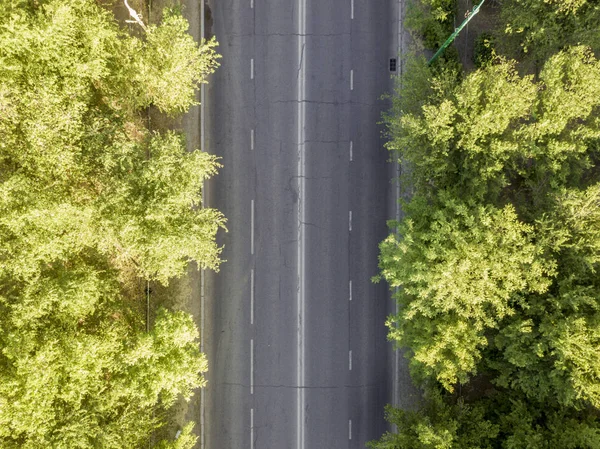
[349,140,353,161]
[349,280,352,301]
[351,0,354,19]
[349,350,352,371]
[250,339,254,394]
[251,199,255,255]
[251,408,255,449]
[349,419,352,440]
[251,0,254,8]
[350,69,354,90]
[251,268,255,325]
[349,210,353,232]
[297,0,307,446]
[251,129,255,150]
[251,58,254,79]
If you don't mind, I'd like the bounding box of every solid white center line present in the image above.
[349,280,352,301]
[349,140,353,161]
[350,69,354,90]
[351,0,354,19]
[250,268,255,325]
[296,0,307,447]
[251,129,255,150]
[349,210,353,232]
[349,350,352,371]
[250,339,254,394]
[251,199,255,255]
[349,420,352,440]
[251,58,254,79]
[251,408,255,449]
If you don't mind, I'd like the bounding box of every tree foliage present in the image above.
[376,40,600,447]
[369,387,600,449]
[0,0,222,446]
[500,0,600,64]
[388,47,600,203]
[380,193,554,389]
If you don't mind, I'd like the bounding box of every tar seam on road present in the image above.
[251,199,255,255]
[349,140,353,161]
[296,0,307,445]
[250,268,255,325]
[250,339,254,394]
[350,69,354,90]
[251,129,254,150]
[250,58,254,79]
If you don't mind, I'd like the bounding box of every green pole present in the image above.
[428,0,486,65]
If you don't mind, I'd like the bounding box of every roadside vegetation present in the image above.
[372,0,600,447]
[0,0,223,447]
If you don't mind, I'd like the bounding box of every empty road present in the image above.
[203,0,400,447]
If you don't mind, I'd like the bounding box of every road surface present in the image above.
[203,1,401,447]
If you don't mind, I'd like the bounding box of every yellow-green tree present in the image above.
[375,46,600,447]
[0,0,223,446]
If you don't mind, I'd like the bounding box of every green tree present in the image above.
[0,272,206,448]
[387,47,600,206]
[0,0,225,279]
[377,36,600,448]
[370,388,600,449]
[379,193,554,389]
[0,0,223,445]
[500,0,600,65]
[487,183,600,408]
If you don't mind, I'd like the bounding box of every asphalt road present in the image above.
[203,1,400,447]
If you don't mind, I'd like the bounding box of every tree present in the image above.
[369,387,600,449]
[377,35,600,446]
[0,272,207,448]
[387,46,600,207]
[378,192,554,389]
[0,0,225,279]
[487,183,600,409]
[0,0,223,445]
[500,0,600,65]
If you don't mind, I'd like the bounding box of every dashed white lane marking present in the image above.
[251,129,255,150]
[349,350,353,371]
[250,339,254,394]
[251,0,254,8]
[251,199,255,255]
[251,408,255,449]
[349,140,353,161]
[351,0,354,19]
[251,58,254,79]
[349,210,353,232]
[349,280,352,301]
[349,419,352,440]
[250,268,255,325]
[350,69,354,90]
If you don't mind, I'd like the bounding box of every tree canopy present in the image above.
[374,1,600,440]
[0,0,223,446]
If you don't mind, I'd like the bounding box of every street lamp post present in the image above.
[428,0,486,65]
